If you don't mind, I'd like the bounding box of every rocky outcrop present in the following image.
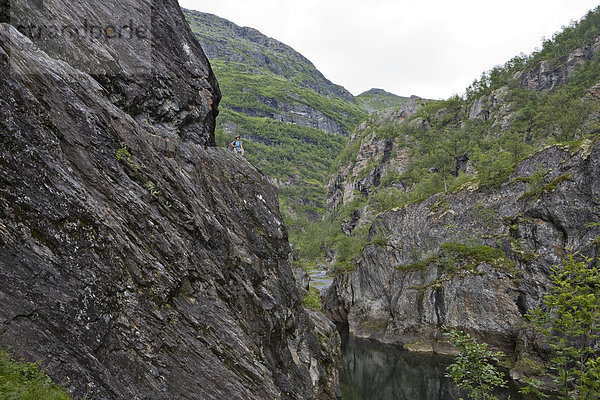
[325,98,423,216]
[324,139,600,352]
[520,36,600,91]
[229,101,349,136]
[467,35,600,133]
[467,86,516,132]
[0,1,339,399]
[8,0,220,146]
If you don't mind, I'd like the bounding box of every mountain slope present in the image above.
[318,5,600,359]
[183,9,365,136]
[356,88,411,113]
[183,9,366,229]
[0,1,339,398]
[184,10,355,104]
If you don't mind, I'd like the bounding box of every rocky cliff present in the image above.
[321,9,600,363]
[326,96,424,218]
[324,138,600,352]
[0,1,339,399]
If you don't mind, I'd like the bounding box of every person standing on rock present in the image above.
[230,136,244,156]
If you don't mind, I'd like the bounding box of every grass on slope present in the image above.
[215,109,345,221]
[212,60,365,133]
[0,348,71,399]
[356,89,410,113]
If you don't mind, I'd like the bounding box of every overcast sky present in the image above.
[179,0,599,99]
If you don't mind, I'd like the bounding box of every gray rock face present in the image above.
[8,0,220,146]
[0,1,339,399]
[324,139,600,352]
[230,101,349,136]
[468,86,513,129]
[520,36,600,91]
[326,99,423,216]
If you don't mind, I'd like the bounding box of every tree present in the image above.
[445,329,507,400]
[533,89,593,142]
[430,146,455,193]
[525,254,600,399]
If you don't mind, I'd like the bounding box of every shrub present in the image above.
[445,329,508,400]
[302,287,322,311]
[524,254,600,399]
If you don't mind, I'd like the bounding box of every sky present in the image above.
[179,0,600,99]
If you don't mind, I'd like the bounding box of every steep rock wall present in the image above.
[324,140,600,352]
[0,1,339,399]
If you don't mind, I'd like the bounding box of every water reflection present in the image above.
[340,330,523,400]
[308,270,334,291]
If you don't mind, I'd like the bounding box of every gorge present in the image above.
[2,0,600,399]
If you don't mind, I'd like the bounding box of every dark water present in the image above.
[340,331,523,400]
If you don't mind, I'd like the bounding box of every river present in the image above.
[339,329,524,400]
[308,270,523,400]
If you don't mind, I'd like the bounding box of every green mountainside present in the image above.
[183,9,367,226]
[356,88,411,113]
[295,6,600,270]
[184,6,600,273]
[184,10,355,101]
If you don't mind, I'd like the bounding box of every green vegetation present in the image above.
[212,60,365,133]
[184,9,358,102]
[288,194,373,273]
[445,329,508,400]
[115,142,139,171]
[440,243,514,269]
[356,88,410,113]
[467,203,501,229]
[215,109,343,189]
[184,9,366,245]
[294,7,600,273]
[0,348,71,399]
[400,243,514,274]
[144,181,160,197]
[302,287,322,311]
[524,254,600,399]
[519,174,573,201]
[348,5,600,195]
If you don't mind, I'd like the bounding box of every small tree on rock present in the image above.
[445,328,507,400]
[525,254,600,399]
